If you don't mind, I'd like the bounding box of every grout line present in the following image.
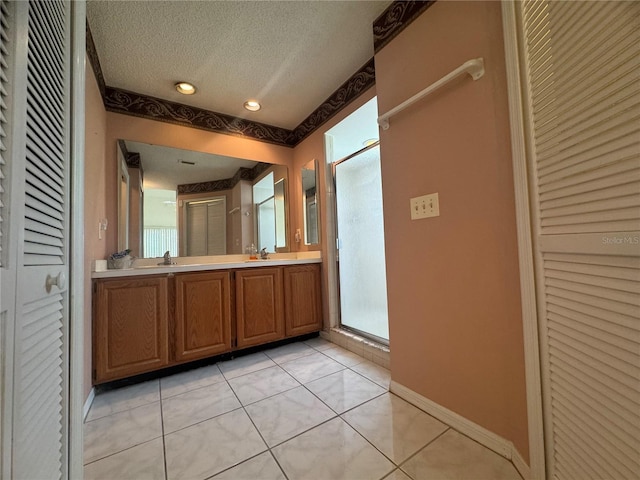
[83,379,162,423]
[158,382,169,480]
[268,449,290,480]
[395,427,451,472]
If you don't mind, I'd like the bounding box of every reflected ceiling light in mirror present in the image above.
[362,138,378,147]
[244,100,261,112]
[175,82,197,95]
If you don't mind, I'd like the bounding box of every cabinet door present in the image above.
[284,264,323,336]
[236,268,284,348]
[175,271,231,362]
[94,276,169,383]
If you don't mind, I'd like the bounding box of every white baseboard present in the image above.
[511,446,532,480]
[390,380,530,480]
[83,387,95,422]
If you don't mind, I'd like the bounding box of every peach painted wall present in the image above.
[84,57,108,398]
[291,87,377,326]
[375,1,529,461]
[104,113,294,255]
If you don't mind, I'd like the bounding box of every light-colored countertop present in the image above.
[92,252,322,279]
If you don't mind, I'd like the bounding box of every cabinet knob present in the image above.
[46,272,67,293]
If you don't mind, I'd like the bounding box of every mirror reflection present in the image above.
[118,140,289,258]
[302,159,319,245]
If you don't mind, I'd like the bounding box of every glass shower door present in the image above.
[334,144,389,341]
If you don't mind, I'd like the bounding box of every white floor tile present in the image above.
[245,386,335,447]
[219,352,276,380]
[264,342,316,364]
[162,381,241,433]
[383,469,413,480]
[272,417,395,480]
[342,392,448,464]
[321,345,366,367]
[305,368,387,413]
[164,409,267,480]
[303,336,333,351]
[160,364,225,399]
[84,402,162,464]
[350,360,391,388]
[87,380,159,422]
[279,351,345,384]
[228,365,300,405]
[83,438,165,480]
[401,429,522,480]
[212,452,286,480]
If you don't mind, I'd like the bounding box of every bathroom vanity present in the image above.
[92,256,322,383]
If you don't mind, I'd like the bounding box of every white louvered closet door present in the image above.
[518,1,640,479]
[3,1,73,478]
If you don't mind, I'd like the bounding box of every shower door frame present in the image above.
[331,141,389,345]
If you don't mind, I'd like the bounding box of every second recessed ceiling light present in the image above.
[175,82,196,95]
[244,100,261,112]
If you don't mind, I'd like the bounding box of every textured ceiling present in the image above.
[87,0,391,130]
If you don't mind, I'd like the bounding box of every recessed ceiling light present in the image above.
[244,100,261,112]
[363,138,378,147]
[175,82,196,95]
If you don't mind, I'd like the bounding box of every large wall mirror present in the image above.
[118,140,289,258]
[301,159,320,245]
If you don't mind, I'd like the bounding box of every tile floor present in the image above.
[84,337,523,480]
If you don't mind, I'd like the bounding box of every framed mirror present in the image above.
[117,140,289,258]
[301,159,319,245]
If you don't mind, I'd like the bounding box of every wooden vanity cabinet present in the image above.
[94,276,169,383]
[284,264,323,336]
[235,267,285,348]
[93,263,323,384]
[174,271,232,362]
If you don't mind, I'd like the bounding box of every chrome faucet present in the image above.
[159,251,173,265]
[260,248,269,260]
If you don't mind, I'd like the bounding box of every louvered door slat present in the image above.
[25,192,64,223]
[520,1,640,478]
[25,217,64,239]
[26,124,65,174]
[546,278,639,310]
[0,0,8,264]
[547,286,638,326]
[553,401,638,475]
[549,327,637,391]
[550,369,638,452]
[26,90,64,145]
[26,62,64,127]
[545,258,640,280]
[25,206,64,230]
[548,300,638,356]
[540,166,640,203]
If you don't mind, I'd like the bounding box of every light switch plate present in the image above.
[410,193,439,220]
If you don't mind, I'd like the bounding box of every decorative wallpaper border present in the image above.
[87,4,430,148]
[104,86,293,147]
[373,0,436,53]
[287,58,376,145]
[117,139,141,169]
[178,162,270,194]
